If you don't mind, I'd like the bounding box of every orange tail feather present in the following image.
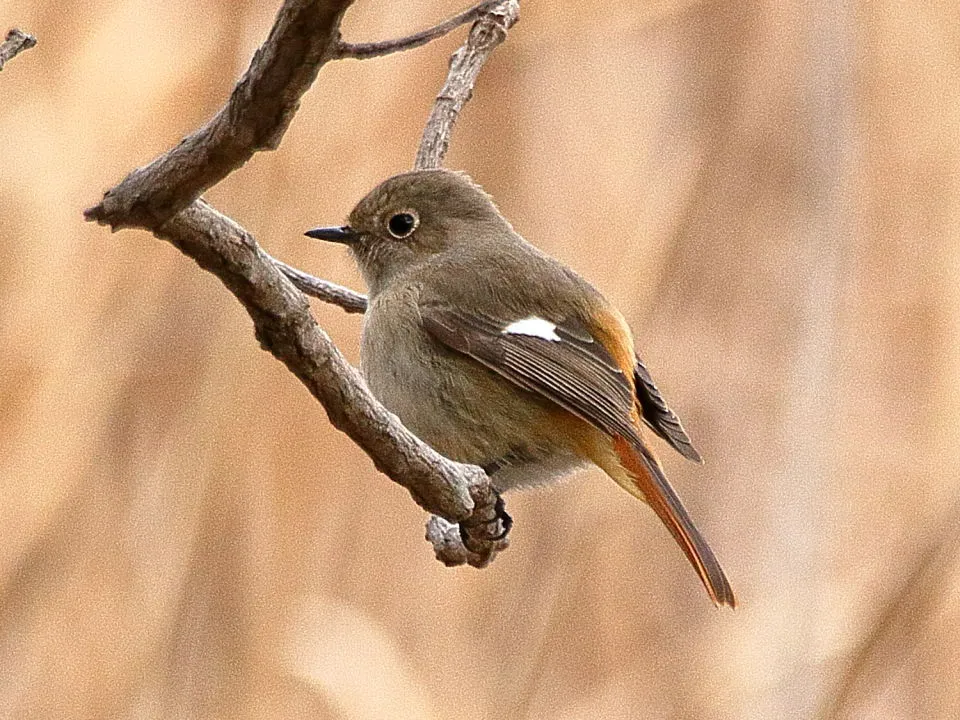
[610,436,736,608]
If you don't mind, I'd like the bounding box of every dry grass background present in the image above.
[1,0,959,718]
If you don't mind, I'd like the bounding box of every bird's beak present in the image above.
[304,225,359,245]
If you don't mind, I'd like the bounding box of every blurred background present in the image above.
[2,0,959,718]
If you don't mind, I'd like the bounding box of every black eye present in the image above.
[387,211,418,239]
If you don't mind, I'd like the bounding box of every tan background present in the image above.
[2,0,959,718]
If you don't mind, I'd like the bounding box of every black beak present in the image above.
[304,225,359,244]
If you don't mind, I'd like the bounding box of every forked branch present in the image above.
[84,0,520,567]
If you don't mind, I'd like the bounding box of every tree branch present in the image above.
[415,0,519,170]
[336,0,498,60]
[271,254,368,314]
[84,0,355,231]
[159,201,482,520]
[84,0,520,567]
[0,28,36,71]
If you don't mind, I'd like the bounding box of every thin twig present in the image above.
[415,0,519,170]
[819,498,960,720]
[270,254,368,313]
[336,0,497,60]
[0,28,36,71]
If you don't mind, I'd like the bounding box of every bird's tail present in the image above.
[604,435,736,608]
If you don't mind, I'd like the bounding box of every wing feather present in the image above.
[421,305,638,442]
[634,357,702,463]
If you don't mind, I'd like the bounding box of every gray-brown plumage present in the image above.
[305,169,735,607]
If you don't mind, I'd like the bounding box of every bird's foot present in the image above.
[459,487,512,556]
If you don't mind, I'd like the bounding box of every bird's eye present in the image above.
[387,211,418,239]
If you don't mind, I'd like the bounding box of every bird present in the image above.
[305,169,735,607]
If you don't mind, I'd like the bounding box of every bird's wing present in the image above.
[634,357,702,463]
[419,304,640,443]
[420,302,734,606]
[421,302,735,607]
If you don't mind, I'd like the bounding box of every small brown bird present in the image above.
[306,169,735,607]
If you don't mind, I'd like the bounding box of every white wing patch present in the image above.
[502,316,562,342]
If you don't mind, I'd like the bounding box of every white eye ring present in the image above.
[386,209,419,239]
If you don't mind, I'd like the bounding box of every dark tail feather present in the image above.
[634,357,703,463]
[612,436,736,608]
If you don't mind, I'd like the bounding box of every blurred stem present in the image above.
[820,497,960,720]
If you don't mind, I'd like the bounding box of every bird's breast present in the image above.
[360,285,581,471]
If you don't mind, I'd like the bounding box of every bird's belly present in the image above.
[361,296,580,479]
[488,452,590,492]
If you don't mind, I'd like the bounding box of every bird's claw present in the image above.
[459,489,512,554]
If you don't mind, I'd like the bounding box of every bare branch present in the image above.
[270,254,368,313]
[415,0,519,170]
[336,0,498,60]
[156,200,488,522]
[428,516,478,566]
[0,28,36,71]
[84,0,355,231]
[84,0,521,567]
